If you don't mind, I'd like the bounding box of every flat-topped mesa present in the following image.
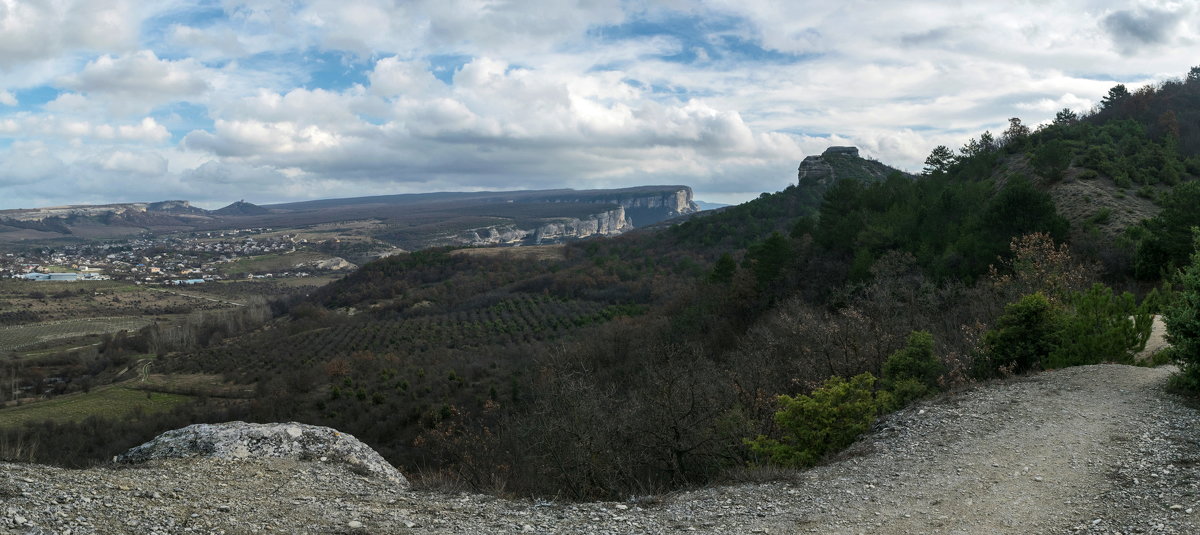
[115,421,409,487]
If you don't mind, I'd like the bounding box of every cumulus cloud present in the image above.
[58,50,211,114]
[83,149,168,176]
[0,0,139,68]
[368,57,444,97]
[0,90,15,106]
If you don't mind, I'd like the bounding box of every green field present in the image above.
[218,250,333,276]
[0,316,152,351]
[0,386,191,428]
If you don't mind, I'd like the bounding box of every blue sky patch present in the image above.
[153,102,213,143]
[9,86,62,113]
[141,0,228,50]
[589,11,809,67]
[304,50,371,91]
[235,50,372,91]
[427,54,474,84]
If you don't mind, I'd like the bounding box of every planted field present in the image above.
[0,316,152,351]
[0,386,191,428]
[0,280,227,322]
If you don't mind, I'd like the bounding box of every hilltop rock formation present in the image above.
[115,421,408,487]
[213,200,269,216]
[797,146,905,189]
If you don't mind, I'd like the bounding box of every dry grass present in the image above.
[1047,168,1161,240]
[0,280,227,322]
[137,373,256,398]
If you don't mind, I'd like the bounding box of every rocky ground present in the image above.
[3,364,1199,534]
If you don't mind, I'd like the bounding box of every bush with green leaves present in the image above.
[881,330,945,407]
[1046,283,1152,368]
[979,292,1063,376]
[1166,233,1200,391]
[746,373,888,468]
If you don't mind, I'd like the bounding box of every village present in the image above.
[0,228,341,285]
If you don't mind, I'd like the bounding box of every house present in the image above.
[23,272,77,281]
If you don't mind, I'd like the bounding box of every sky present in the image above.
[0,1,1197,209]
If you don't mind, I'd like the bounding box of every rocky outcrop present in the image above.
[115,421,409,487]
[797,153,837,187]
[449,206,631,246]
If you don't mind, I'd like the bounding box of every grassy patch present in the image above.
[0,387,191,428]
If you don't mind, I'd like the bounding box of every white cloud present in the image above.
[0,141,67,186]
[368,57,444,97]
[167,24,247,60]
[0,114,170,144]
[4,1,1200,209]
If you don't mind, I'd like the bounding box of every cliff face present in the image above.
[450,206,632,247]
[618,187,700,226]
[536,186,699,226]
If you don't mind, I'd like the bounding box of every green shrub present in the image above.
[979,292,1062,376]
[1166,232,1200,391]
[1089,208,1113,225]
[746,373,888,468]
[1046,283,1151,368]
[881,331,945,407]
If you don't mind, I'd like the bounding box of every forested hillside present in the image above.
[6,67,1200,501]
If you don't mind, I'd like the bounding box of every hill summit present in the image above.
[212,200,269,216]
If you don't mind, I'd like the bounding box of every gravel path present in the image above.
[3,364,1199,534]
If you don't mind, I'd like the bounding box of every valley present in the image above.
[3,67,1200,533]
